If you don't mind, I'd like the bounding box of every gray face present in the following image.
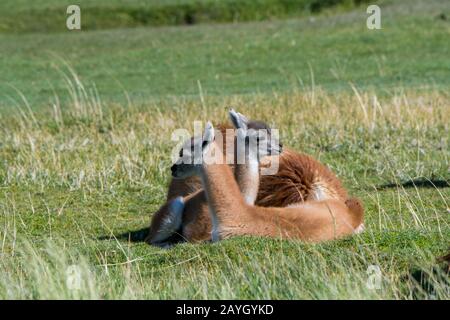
[238,126,282,160]
[170,116,283,179]
[171,135,205,179]
[231,110,283,159]
[250,120,283,155]
[171,122,216,179]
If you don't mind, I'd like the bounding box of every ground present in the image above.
[0,0,448,299]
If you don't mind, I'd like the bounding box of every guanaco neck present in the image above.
[199,163,244,218]
[199,143,246,241]
[233,151,260,205]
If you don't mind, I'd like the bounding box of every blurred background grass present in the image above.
[1,0,449,110]
[1,0,373,33]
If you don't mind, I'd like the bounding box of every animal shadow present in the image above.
[406,252,449,299]
[376,178,449,190]
[98,227,185,246]
[98,227,149,243]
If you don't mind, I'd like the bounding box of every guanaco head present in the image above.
[229,109,282,162]
[170,113,282,178]
[171,121,216,179]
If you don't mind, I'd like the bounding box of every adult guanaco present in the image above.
[169,119,364,242]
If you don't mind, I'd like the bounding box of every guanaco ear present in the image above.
[229,109,248,130]
[202,121,215,146]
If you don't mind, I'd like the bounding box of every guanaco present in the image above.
[147,111,363,246]
[147,112,281,246]
[170,120,364,242]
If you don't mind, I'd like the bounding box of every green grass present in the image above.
[0,0,449,299]
[0,0,372,33]
[1,0,449,109]
[0,85,448,299]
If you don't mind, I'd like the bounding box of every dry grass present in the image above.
[0,74,448,299]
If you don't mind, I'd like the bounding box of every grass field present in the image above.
[0,0,449,299]
[1,0,449,109]
[0,0,371,33]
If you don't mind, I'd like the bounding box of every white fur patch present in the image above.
[211,228,220,243]
[287,202,312,209]
[354,223,365,234]
[244,194,256,205]
[312,184,327,201]
[243,160,259,205]
[210,209,221,242]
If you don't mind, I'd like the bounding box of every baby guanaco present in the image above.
[147,111,364,246]
[169,118,364,242]
[147,111,280,246]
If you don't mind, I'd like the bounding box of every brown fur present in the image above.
[199,143,363,242]
[258,148,348,207]
[146,123,361,244]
